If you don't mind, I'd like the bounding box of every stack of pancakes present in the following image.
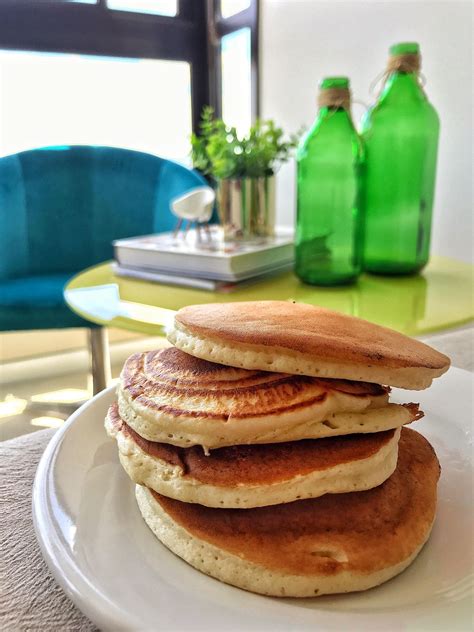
[106,301,449,597]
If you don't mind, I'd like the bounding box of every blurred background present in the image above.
[1,1,471,260]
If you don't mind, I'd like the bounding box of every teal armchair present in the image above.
[0,145,207,392]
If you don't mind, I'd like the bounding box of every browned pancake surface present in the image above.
[120,346,390,421]
[151,428,440,575]
[109,403,396,486]
[175,301,449,370]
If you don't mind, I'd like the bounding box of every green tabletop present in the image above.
[64,257,473,337]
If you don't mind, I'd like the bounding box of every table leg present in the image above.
[87,328,111,395]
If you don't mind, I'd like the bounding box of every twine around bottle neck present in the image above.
[370,52,425,95]
[387,52,421,74]
[318,87,351,111]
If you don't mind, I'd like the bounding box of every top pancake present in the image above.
[169,301,450,390]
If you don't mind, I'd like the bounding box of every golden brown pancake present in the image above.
[168,301,450,390]
[106,403,401,508]
[136,427,440,597]
[117,347,420,449]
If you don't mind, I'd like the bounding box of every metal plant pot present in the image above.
[217,176,276,241]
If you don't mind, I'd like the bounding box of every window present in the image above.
[0,51,191,160]
[0,0,208,132]
[107,0,177,17]
[0,1,259,145]
[221,28,251,134]
[208,0,259,128]
[220,0,251,19]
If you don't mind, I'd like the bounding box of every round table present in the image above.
[64,256,474,337]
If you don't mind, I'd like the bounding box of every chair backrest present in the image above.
[0,145,207,279]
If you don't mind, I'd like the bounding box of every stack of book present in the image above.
[113,226,294,292]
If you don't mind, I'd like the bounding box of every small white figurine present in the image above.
[171,186,215,241]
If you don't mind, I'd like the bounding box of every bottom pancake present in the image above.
[106,404,400,508]
[136,428,440,597]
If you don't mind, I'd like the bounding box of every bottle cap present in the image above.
[389,42,420,56]
[320,77,350,90]
[387,43,421,75]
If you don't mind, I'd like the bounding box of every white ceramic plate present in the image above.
[33,367,473,631]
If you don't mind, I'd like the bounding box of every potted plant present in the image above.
[191,107,299,240]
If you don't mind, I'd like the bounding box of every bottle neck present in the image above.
[379,71,426,104]
[316,105,354,126]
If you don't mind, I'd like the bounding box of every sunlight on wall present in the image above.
[30,417,65,429]
[0,395,27,419]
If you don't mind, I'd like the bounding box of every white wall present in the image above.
[261,0,473,263]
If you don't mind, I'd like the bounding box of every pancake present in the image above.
[106,403,401,508]
[168,301,450,390]
[118,347,420,449]
[136,427,440,597]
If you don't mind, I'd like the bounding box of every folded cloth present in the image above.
[0,428,97,632]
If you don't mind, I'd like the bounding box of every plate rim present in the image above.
[32,385,144,632]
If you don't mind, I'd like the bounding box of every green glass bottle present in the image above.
[361,42,440,274]
[295,77,364,286]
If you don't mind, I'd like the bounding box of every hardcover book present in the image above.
[113,226,294,282]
